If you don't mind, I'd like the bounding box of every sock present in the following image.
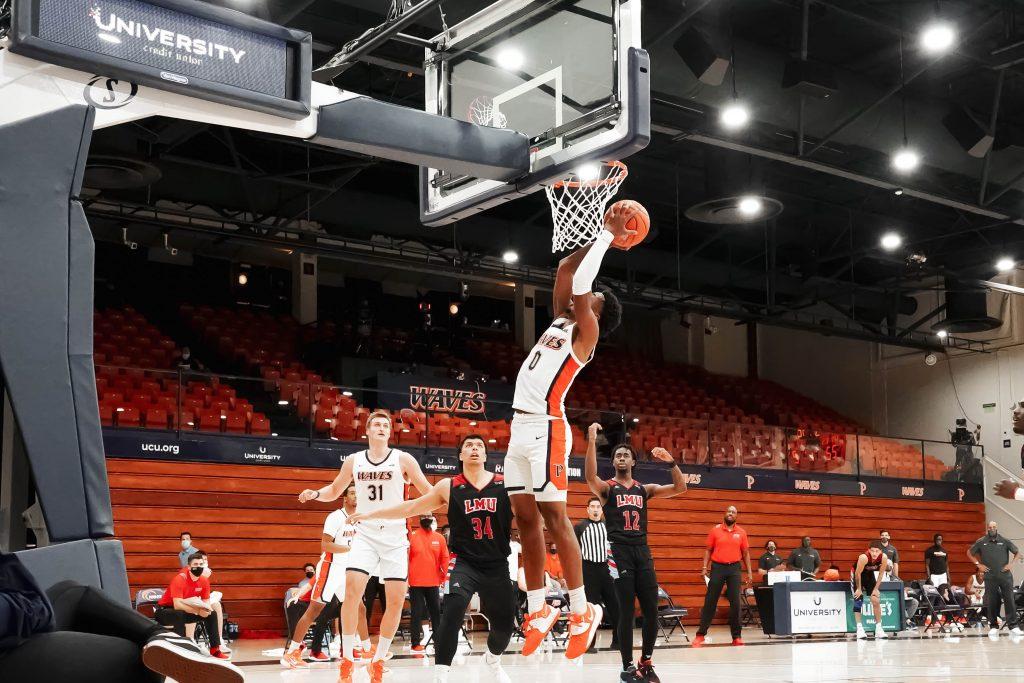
[568,586,587,615]
[362,638,372,651]
[373,636,392,661]
[527,589,545,615]
[287,641,302,653]
[343,632,355,661]
[435,664,451,678]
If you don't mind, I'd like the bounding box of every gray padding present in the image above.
[15,539,130,607]
[311,96,529,181]
[0,104,112,541]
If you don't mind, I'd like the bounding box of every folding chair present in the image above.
[741,587,761,627]
[919,584,964,634]
[656,587,689,643]
[134,587,165,619]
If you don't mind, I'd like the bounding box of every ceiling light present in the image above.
[920,22,956,54]
[342,390,353,397]
[737,196,763,216]
[997,257,1015,272]
[469,421,478,426]
[632,417,640,423]
[880,232,902,251]
[502,250,519,264]
[278,400,290,406]
[894,188,904,196]
[237,273,248,285]
[496,48,524,70]
[449,303,460,316]
[720,102,750,130]
[936,329,948,339]
[576,163,601,182]
[892,148,920,172]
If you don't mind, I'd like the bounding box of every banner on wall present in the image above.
[102,430,982,503]
[375,372,514,419]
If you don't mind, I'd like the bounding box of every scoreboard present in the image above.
[9,0,311,119]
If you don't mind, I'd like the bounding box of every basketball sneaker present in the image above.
[352,645,366,663]
[690,634,706,648]
[142,632,243,683]
[412,644,427,657]
[209,647,230,660]
[281,645,308,668]
[874,624,887,639]
[307,650,332,662]
[856,624,867,640]
[521,603,559,656]
[637,657,660,683]
[338,657,355,683]
[483,651,511,683]
[565,603,603,659]
[369,660,387,683]
[619,665,644,682]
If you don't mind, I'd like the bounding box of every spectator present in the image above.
[924,533,949,586]
[408,515,449,655]
[196,554,231,655]
[967,521,1023,637]
[879,530,899,578]
[176,347,205,373]
[544,542,565,586]
[284,564,317,641]
[508,529,522,582]
[757,540,785,581]
[786,537,821,579]
[966,566,986,607]
[575,496,619,650]
[693,505,752,648]
[177,532,195,568]
[154,551,229,659]
[903,585,921,628]
[0,552,242,683]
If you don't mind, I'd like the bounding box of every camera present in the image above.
[952,418,971,446]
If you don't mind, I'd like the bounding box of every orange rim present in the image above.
[552,160,628,189]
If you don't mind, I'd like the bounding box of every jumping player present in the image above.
[349,434,514,683]
[281,484,357,668]
[584,425,687,682]
[298,410,432,683]
[507,204,632,658]
[853,541,890,640]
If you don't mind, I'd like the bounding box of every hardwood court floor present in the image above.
[220,626,1024,683]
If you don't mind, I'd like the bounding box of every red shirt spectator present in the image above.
[545,546,564,582]
[706,522,749,564]
[158,568,210,607]
[408,525,450,587]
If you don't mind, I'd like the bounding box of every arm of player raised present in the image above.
[553,244,594,316]
[299,456,353,503]
[402,451,433,496]
[645,448,687,499]
[584,423,610,499]
[351,479,451,523]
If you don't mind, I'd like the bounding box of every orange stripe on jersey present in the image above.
[544,356,582,418]
[310,553,333,602]
[547,418,569,491]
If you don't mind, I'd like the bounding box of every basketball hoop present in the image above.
[467,96,508,129]
[545,160,628,253]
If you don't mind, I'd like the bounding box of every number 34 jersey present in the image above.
[448,473,513,570]
[351,448,408,536]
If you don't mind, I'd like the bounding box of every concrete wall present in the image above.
[703,315,747,377]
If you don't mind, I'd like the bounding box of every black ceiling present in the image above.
[80,0,1024,348]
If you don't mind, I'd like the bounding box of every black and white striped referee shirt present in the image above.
[575,518,609,563]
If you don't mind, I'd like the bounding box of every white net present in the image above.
[545,161,628,253]
[467,96,508,129]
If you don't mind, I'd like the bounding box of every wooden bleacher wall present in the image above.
[108,459,986,634]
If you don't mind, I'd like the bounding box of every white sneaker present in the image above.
[989,628,1000,638]
[874,625,887,639]
[434,665,450,683]
[856,625,867,640]
[1012,627,1024,636]
[483,652,512,683]
[143,632,244,683]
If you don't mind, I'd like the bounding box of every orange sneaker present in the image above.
[280,647,308,668]
[521,604,559,656]
[368,660,386,683]
[352,646,365,663]
[565,603,603,660]
[691,635,705,648]
[337,657,354,683]
[411,644,426,657]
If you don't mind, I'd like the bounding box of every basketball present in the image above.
[605,199,650,250]
[823,568,841,581]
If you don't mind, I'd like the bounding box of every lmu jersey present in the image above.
[448,473,513,570]
[513,317,590,418]
[603,480,649,546]
[351,449,407,533]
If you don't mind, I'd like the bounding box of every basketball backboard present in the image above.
[419,0,649,226]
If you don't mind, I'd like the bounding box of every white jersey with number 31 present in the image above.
[351,449,407,534]
[512,317,590,419]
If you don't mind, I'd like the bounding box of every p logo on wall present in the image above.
[745,475,755,490]
[859,482,867,496]
[84,75,138,108]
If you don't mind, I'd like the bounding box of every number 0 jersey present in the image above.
[603,479,649,546]
[448,472,513,570]
[512,317,591,418]
[350,449,407,534]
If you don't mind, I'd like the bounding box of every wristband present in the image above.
[596,229,615,245]
[312,490,320,500]
[1015,487,1024,501]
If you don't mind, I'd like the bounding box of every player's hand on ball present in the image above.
[994,479,1020,500]
[650,447,673,463]
[298,489,318,503]
[604,202,637,243]
[587,422,602,440]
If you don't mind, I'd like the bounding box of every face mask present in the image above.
[190,566,204,577]
[723,516,733,525]
[305,571,315,579]
[181,540,191,549]
[768,547,776,553]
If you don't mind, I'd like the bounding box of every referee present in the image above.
[692,505,752,648]
[575,496,619,649]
